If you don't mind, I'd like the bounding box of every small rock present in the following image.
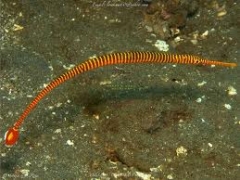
[176,146,187,156]
[19,169,30,177]
[167,174,174,179]
[66,140,74,146]
[227,86,237,96]
[224,104,232,110]
[200,30,209,39]
[197,81,207,87]
[154,40,169,51]
[217,10,227,17]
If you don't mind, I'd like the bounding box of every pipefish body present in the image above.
[4,51,237,146]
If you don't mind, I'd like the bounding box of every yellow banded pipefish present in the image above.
[4,51,237,146]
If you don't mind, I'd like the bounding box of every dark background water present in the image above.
[0,0,239,179]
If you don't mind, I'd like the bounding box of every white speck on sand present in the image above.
[66,140,74,146]
[197,81,207,87]
[224,104,232,110]
[176,146,188,156]
[154,40,169,52]
[227,86,237,96]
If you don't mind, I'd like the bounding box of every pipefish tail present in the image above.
[4,51,237,146]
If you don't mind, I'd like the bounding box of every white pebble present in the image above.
[66,140,74,146]
[93,114,99,120]
[227,86,237,96]
[217,10,227,17]
[19,169,30,177]
[99,80,112,85]
[201,30,209,39]
[190,39,198,45]
[26,161,31,166]
[48,106,54,110]
[54,129,61,133]
[197,81,207,87]
[176,146,187,156]
[224,104,232,110]
[56,102,62,107]
[174,36,183,42]
[167,174,174,179]
[196,98,202,103]
[154,40,169,52]
[136,171,151,180]
[145,25,153,32]
[208,143,213,148]
[63,64,75,70]
[48,65,53,71]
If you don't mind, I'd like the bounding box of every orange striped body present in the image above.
[4,51,237,146]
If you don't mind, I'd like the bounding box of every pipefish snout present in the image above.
[4,51,237,146]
